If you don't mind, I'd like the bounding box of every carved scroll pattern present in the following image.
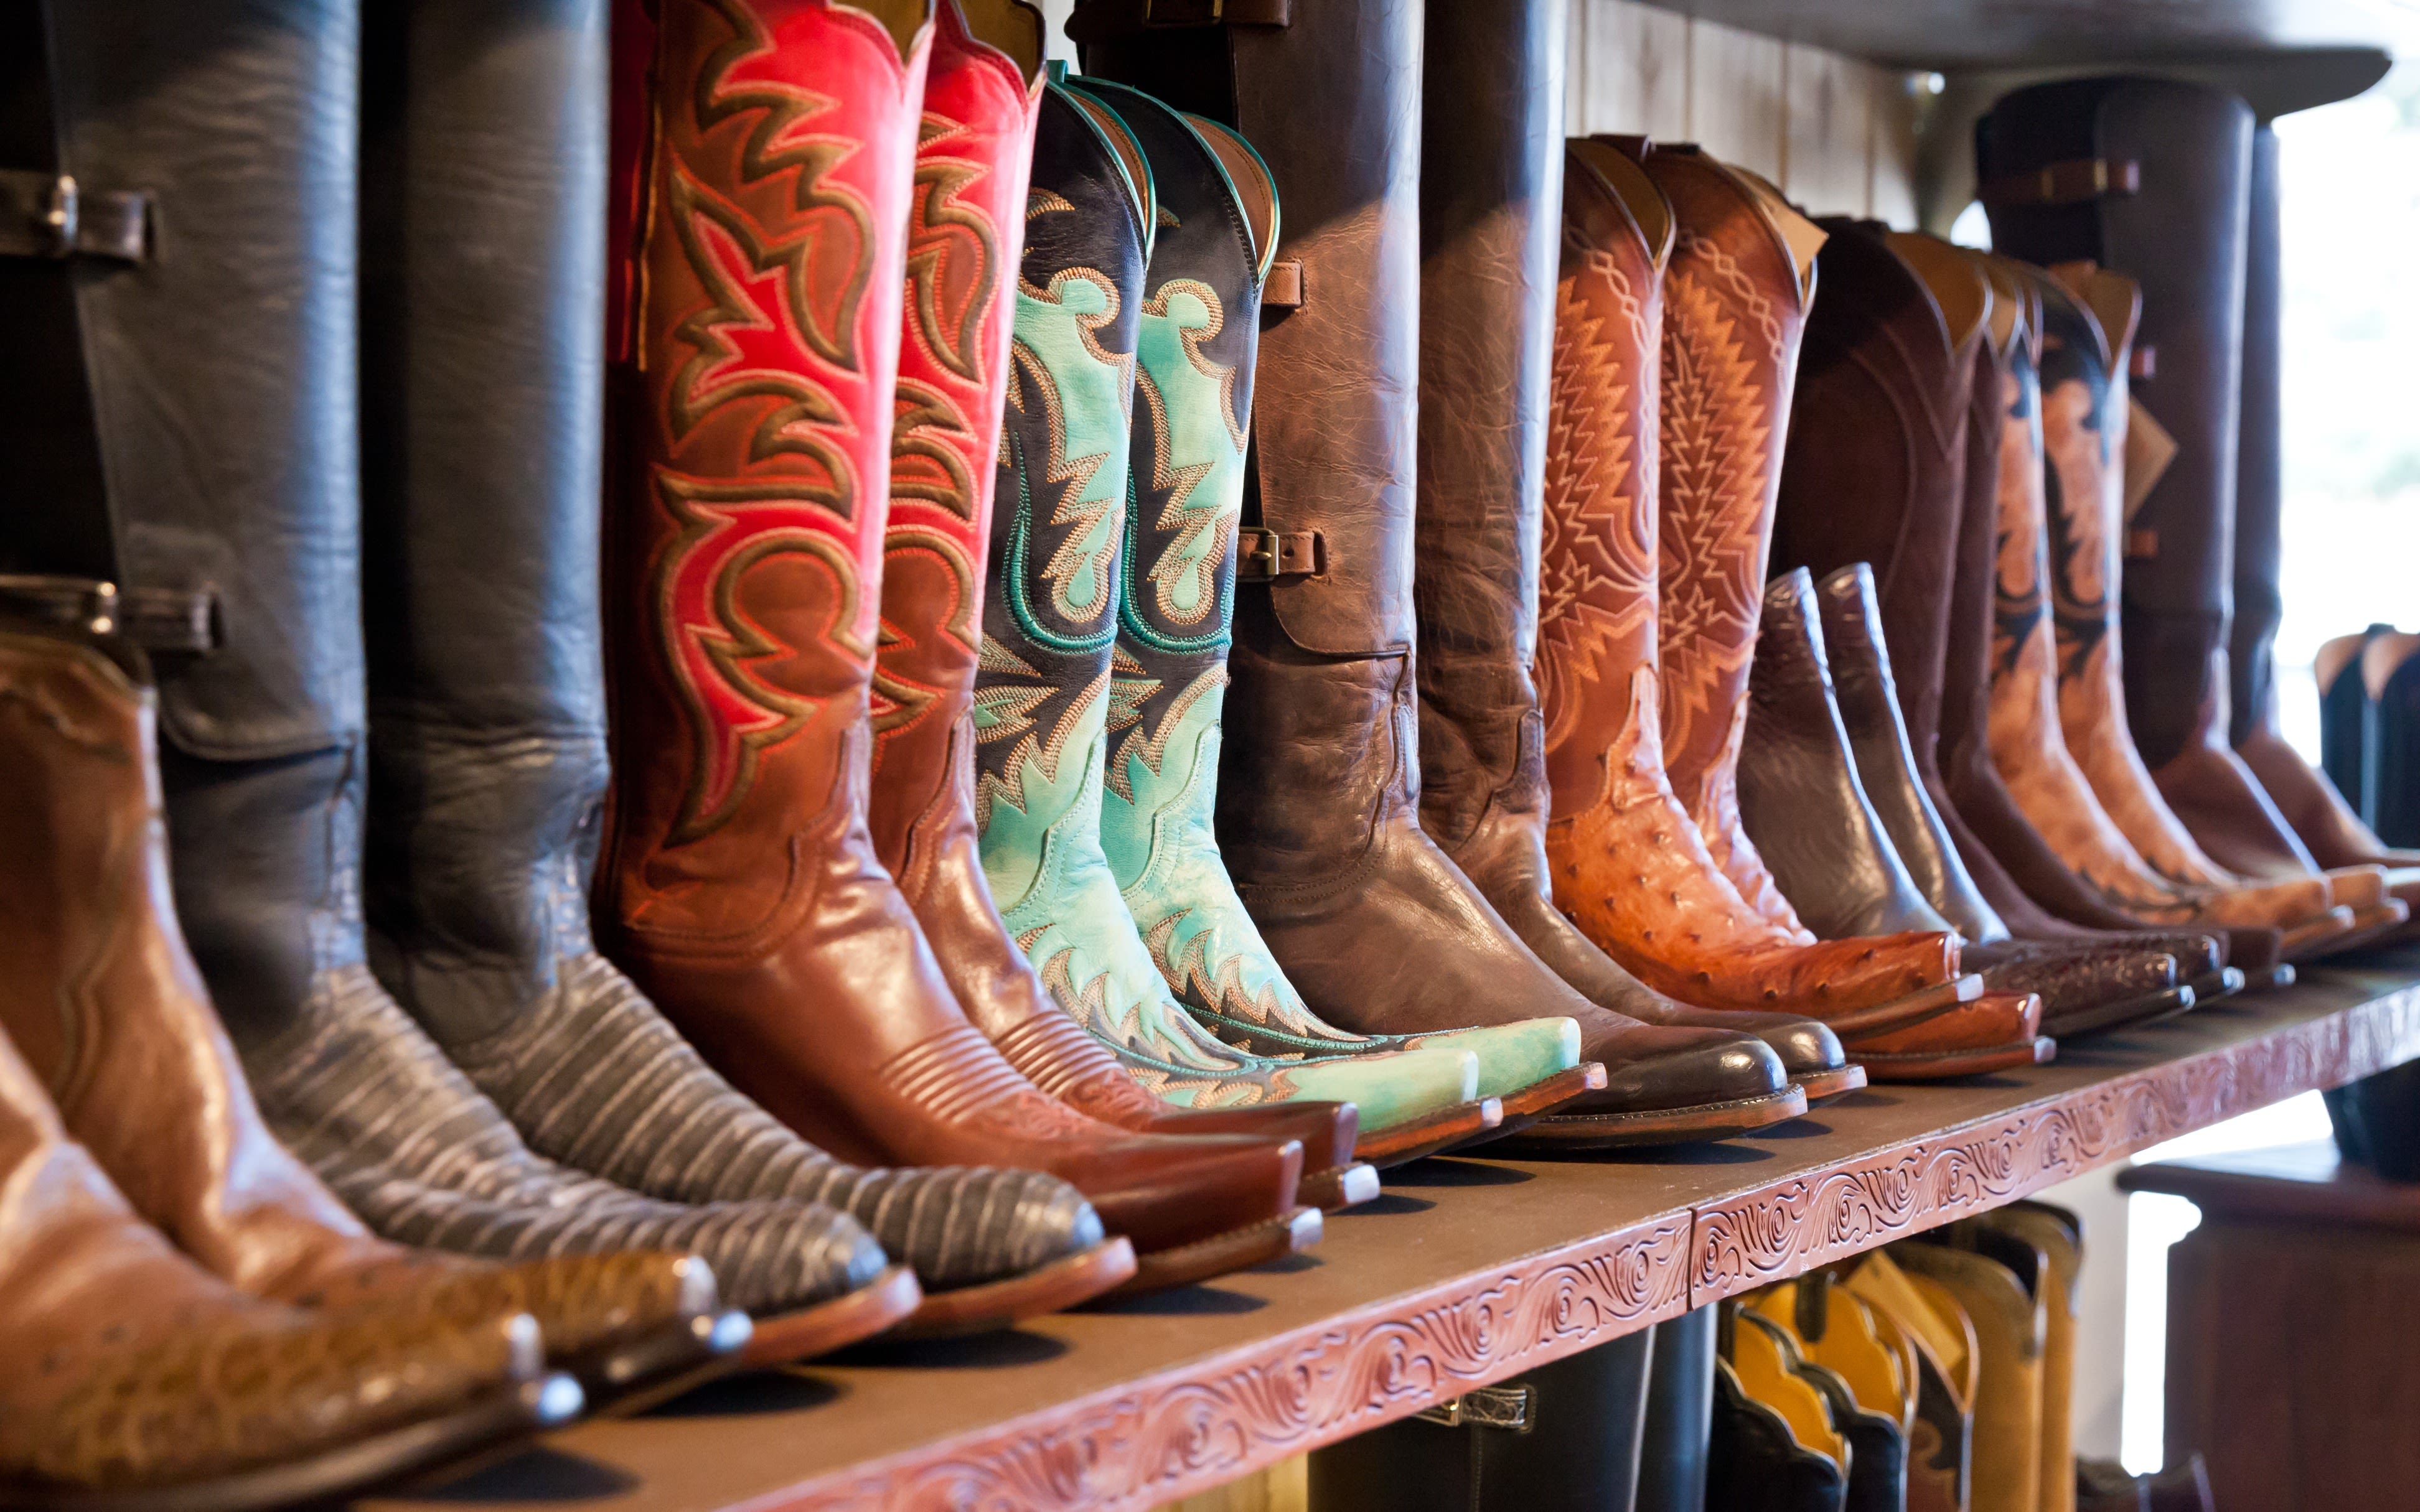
[792,1217,1691,1512]
[1693,983,2420,1300]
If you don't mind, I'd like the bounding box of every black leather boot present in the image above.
[1070,0,1799,1148]
[1708,1354,1848,1512]
[1306,1331,1653,1512]
[356,0,1102,1305]
[14,0,1064,1327]
[1636,1307,1715,1512]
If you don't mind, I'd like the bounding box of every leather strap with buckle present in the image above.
[1416,1384,1534,1432]
[0,575,218,653]
[1066,0,1290,41]
[0,170,153,263]
[1979,157,2140,208]
[1235,526,1323,582]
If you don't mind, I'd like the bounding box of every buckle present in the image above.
[41,174,77,258]
[1235,526,1323,583]
[0,574,218,653]
[1416,1385,1534,1432]
[1,169,153,263]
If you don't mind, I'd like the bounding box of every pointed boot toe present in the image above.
[1053,1133,1305,1259]
[1278,1046,1484,1134]
[1391,1017,1585,1106]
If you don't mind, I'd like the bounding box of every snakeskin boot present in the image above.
[23,0,951,1342]
[1064,76,1593,1129]
[968,78,1490,1166]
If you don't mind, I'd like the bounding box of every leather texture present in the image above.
[1636,1306,1715,1512]
[1981,1203,2081,1512]
[2372,637,2420,849]
[0,615,816,1379]
[1708,1356,1849,1512]
[1081,6,1794,1128]
[1308,1333,1653,1512]
[0,1014,549,1501]
[1897,1238,2045,1512]
[1844,1250,1976,1512]
[1539,141,1963,1021]
[966,80,1480,1131]
[1737,1309,1908,1512]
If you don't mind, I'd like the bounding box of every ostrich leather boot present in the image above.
[860,24,1361,1202]
[0,992,573,1507]
[1536,136,1961,1039]
[1405,0,1815,1142]
[0,597,809,1397]
[1972,250,2353,954]
[1068,78,1588,1137]
[1768,220,2190,1025]
[1978,79,2366,955]
[1528,144,1855,1103]
[1938,257,2260,989]
[2226,129,2420,897]
[2025,262,2391,950]
[849,7,1337,1273]
[599,0,1182,1326]
[33,0,949,1346]
[1737,571,2059,1071]
[1070,1,1802,1142]
[961,81,1489,1167]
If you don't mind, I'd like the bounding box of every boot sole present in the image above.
[1792,1064,1869,1104]
[1856,1037,2056,1081]
[890,1238,1138,1340]
[2278,905,2359,961]
[1804,973,1986,1037]
[1484,1084,1811,1152]
[0,1375,582,1512]
[2183,966,2248,1004]
[2040,985,2199,1042]
[1297,1162,1382,1211]
[739,1264,923,1366]
[1447,1062,1610,1148]
[1097,1206,1325,1300]
[2300,902,2411,959]
[1352,1096,1504,1167]
[563,1311,753,1419]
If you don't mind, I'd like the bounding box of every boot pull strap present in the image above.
[1066,0,1290,40]
[1235,526,1324,582]
[0,169,152,263]
[1979,157,2139,208]
[0,574,217,653]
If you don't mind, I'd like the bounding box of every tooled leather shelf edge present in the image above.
[787,978,2420,1512]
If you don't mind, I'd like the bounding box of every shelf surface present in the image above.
[375,953,2420,1512]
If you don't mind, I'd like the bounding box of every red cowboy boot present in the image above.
[1539,138,1973,1034]
[861,0,1346,1253]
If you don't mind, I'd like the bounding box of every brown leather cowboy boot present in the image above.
[0,600,871,1401]
[1767,218,2193,1027]
[1071,0,1806,1144]
[598,0,1155,1325]
[1971,249,2355,957]
[1537,137,1971,1037]
[1407,0,1827,1138]
[2029,261,2403,949]
[855,0,1336,1266]
[1935,256,2264,991]
[0,1009,577,1508]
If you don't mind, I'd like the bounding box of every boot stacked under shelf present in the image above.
[367,952,2420,1512]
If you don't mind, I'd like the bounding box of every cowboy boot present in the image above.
[0,1009,580,1509]
[1069,4,1802,1147]
[0,593,858,1401]
[1404,0,1850,1136]
[1938,254,2266,989]
[2369,635,2420,849]
[1062,78,1591,1136]
[2317,628,2392,828]
[965,78,1491,1164]
[1636,1307,1717,1512]
[1768,219,2193,1026]
[1736,571,2065,1071]
[856,7,1335,1274]
[2024,261,2394,948]
[1815,569,2194,1035]
[2229,130,2420,882]
[31,0,943,1346]
[1969,250,2355,955]
[1976,80,2355,938]
[1537,137,1965,1043]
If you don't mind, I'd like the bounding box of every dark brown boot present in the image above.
[1072,0,1806,1146]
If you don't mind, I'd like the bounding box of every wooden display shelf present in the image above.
[376,953,2420,1512]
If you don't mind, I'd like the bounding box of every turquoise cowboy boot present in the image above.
[973,77,1486,1159]
[1068,81,1584,1114]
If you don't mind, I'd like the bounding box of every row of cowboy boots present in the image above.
[1975,77,2418,957]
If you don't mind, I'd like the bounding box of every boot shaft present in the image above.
[601,0,932,933]
[1410,0,1567,854]
[2230,123,2285,747]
